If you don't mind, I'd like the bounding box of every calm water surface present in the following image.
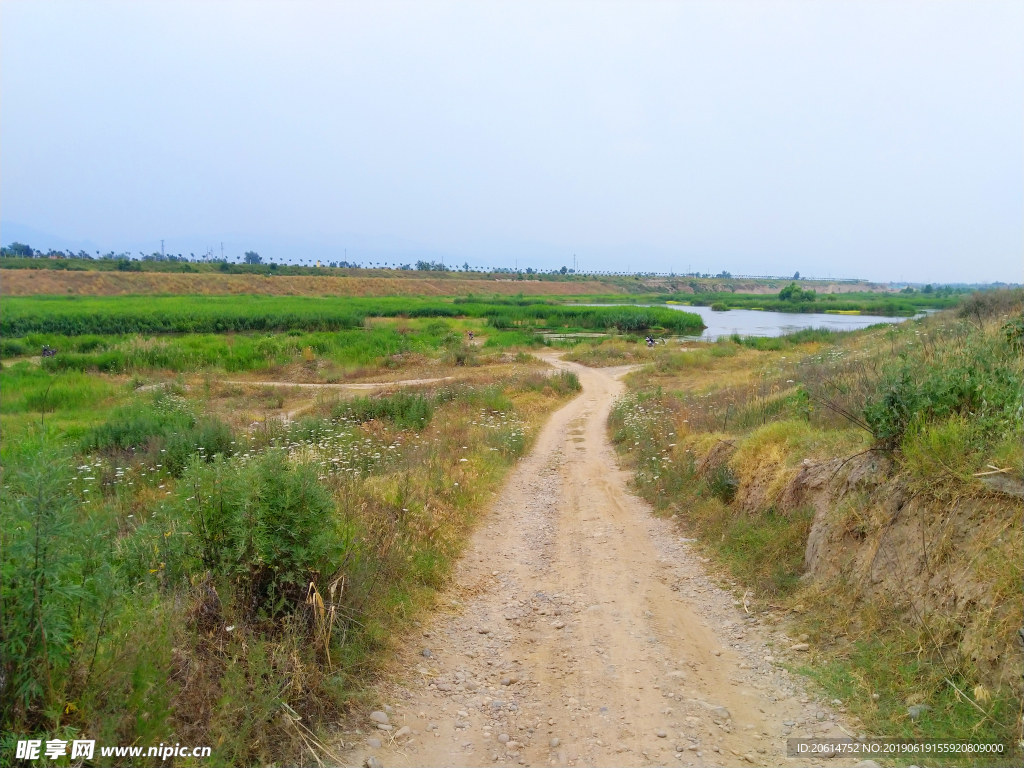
[584,304,921,341]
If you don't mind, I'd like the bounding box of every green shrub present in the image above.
[864,329,1021,448]
[178,451,349,616]
[779,282,816,302]
[1,441,85,730]
[0,439,171,742]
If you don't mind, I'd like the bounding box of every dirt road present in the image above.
[344,357,855,768]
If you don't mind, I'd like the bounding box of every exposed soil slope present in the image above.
[0,270,620,296]
[342,356,858,768]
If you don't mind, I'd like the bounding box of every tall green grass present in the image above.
[27,329,441,373]
[0,363,120,433]
[2,295,705,337]
[80,392,236,475]
[335,391,435,430]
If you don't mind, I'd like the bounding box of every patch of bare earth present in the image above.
[0,270,620,296]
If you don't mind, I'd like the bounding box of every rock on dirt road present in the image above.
[343,355,859,767]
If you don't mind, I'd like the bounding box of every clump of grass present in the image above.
[80,391,236,475]
[563,339,654,367]
[706,463,738,503]
[520,369,581,396]
[609,394,813,597]
[0,363,118,418]
[736,327,842,350]
[333,391,435,430]
[483,329,546,348]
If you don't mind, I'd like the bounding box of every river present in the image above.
[666,304,920,340]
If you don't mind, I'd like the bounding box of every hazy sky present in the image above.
[2,1,1021,282]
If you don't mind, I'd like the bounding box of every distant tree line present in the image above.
[0,242,136,260]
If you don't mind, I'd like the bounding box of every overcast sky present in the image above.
[2,1,1021,282]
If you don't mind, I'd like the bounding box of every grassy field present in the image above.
[1,294,704,338]
[578,289,1023,762]
[0,304,586,766]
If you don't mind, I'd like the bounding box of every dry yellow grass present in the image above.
[0,269,621,297]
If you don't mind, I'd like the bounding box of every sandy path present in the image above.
[343,357,855,768]
[219,376,456,390]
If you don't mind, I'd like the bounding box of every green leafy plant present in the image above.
[179,451,349,617]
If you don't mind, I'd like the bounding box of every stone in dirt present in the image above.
[394,726,411,738]
[790,643,810,651]
[906,704,931,720]
[550,738,561,748]
[364,758,383,768]
[366,738,382,749]
[369,711,389,724]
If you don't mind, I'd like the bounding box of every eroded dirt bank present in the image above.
[342,357,858,768]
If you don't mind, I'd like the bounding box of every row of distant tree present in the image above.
[0,243,790,281]
[1,241,221,263]
[0,243,992,291]
[0,242,136,260]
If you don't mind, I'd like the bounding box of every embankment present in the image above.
[0,269,621,297]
